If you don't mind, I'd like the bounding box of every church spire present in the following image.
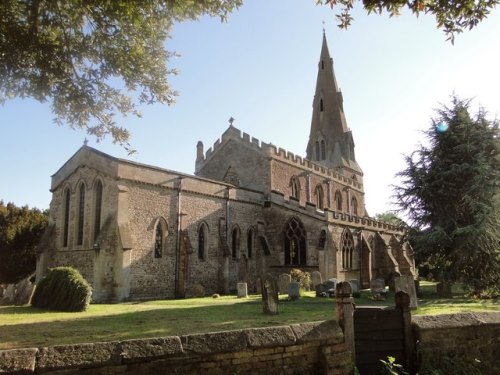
[306,33,363,180]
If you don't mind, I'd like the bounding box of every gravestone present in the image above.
[237,282,248,298]
[370,278,386,300]
[316,278,337,297]
[349,280,360,295]
[261,274,279,315]
[1,284,15,305]
[278,273,291,295]
[13,278,35,305]
[311,271,322,289]
[394,275,418,309]
[288,281,300,300]
[370,278,385,293]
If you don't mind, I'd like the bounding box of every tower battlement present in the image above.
[196,124,363,190]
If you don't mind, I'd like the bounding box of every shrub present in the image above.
[31,267,92,312]
[290,268,311,291]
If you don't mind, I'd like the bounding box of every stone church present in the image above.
[36,34,415,302]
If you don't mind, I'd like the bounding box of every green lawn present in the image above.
[0,281,497,350]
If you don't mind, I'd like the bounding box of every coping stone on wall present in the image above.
[0,348,38,374]
[36,341,122,371]
[245,326,296,348]
[120,337,183,364]
[180,330,247,354]
[291,321,344,344]
[413,312,500,330]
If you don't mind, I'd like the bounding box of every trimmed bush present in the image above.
[31,267,92,312]
[290,268,311,291]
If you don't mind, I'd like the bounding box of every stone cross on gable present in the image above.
[228,117,235,127]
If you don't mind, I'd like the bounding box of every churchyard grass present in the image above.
[0,281,497,350]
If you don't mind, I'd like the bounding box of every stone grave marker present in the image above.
[261,274,279,315]
[288,281,300,300]
[13,278,35,305]
[394,275,418,309]
[278,273,291,295]
[349,280,360,295]
[311,271,322,289]
[237,282,248,298]
[370,278,386,300]
[316,278,337,297]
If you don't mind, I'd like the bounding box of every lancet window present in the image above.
[341,229,355,269]
[284,217,307,266]
[77,183,85,246]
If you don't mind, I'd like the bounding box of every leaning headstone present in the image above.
[288,281,300,300]
[349,280,360,295]
[237,282,248,298]
[13,278,35,305]
[261,274,279,315]
[278,273,291,295]
[311,271,323,289]
[394,275,418,309]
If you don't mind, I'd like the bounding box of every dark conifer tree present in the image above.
[394,96,499,294]
[0,201,48,283]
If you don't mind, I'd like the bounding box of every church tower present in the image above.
[306,32,363,183]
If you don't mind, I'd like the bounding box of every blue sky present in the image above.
[1,0,499,216]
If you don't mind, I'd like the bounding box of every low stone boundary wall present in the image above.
[0,320,353,375]
[412,312,500,375]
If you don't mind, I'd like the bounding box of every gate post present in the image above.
[395,291,416,375]
[336,281,355,363]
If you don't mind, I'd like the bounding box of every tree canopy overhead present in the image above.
[0,1,242,152]
[319,0,499,42]
[394,96,499,293]
[1,1,497,149]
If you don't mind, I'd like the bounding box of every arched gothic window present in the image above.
[63,188,71,247]
[232,226,240,259]
[93,180,103,243]
[290,176,300,200]
[321,60,324,69]
[320,140,326,160]
[335,190,343,211]
[341,229,355,269]
[284,217,307,266]
[320,98,324,112]
[315,141,320,160]
[351,197,358,216]
[154,218,167,258]
[77,183,85,245]
[247,228,254,259]
[198,223,207,261]
[315,184,324,210]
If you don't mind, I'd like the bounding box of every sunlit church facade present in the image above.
[36,34,415,302]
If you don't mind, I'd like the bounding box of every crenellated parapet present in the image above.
[196,125,363,190]
[269,190,404,234]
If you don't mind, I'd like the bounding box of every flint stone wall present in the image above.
[412,312,500,375]
[0,321,352,375]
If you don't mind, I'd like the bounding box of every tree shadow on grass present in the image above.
[0,297,337,350]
